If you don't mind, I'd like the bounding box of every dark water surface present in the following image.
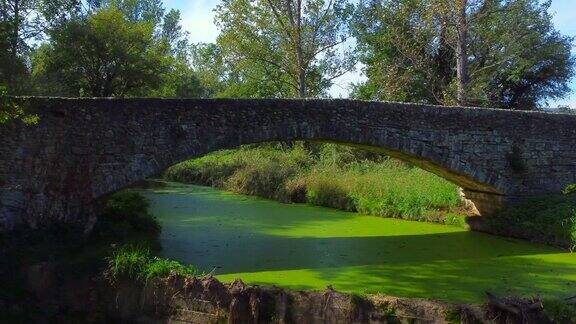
[139,182,576,303]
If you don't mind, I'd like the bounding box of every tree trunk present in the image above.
[296,57,306,98]
[434,15,452,104]
[455,0,468,106]
[293,0,306,98]
[9,0,19,89]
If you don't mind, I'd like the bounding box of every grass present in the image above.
[305,160,460,220]
[483,192,576,249]
[105,245,197,283]
[164,143,464,225]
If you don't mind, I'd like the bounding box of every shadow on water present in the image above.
[139,182,576,303]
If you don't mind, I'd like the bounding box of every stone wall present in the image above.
[1,97,576,233]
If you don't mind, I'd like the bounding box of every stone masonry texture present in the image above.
[1,97,576,233]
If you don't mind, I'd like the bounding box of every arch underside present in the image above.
[113,136,504,200]
[98,137,505,218]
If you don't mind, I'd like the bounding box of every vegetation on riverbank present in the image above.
[0,191,163,321]
[543,297,576,323]
[105,245,197,283]
[485,191,576,250]
[99,191,161,234]
[165,143,466,225]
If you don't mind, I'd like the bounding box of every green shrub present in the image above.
[443,212,468,228]
[165,150,244,186]
[224,160,298,202]
[306,172,356,211]
[103,191,160,233]
[0,86,39,125]
[485,194,576,249]
[105,245,150,282]
[563,184,576,195]
[106,245,197,282]
[307,160,460,221]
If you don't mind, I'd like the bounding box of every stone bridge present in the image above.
[1,97,576,234]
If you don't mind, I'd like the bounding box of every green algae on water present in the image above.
[140,182,576,304]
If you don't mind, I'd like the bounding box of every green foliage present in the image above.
[542,298,576,323]
[352,0,574,109]
[563,184,576,195]
[103,191,160,233]
[306,174,356,211]
[190,43,230,98]
[0,86,39,125]
[165,143,463,223]
[443,309,461,323]
[31,7,173,97]
[306,161,460,221]
[225,161,299,201]
[206,0,355,98]
[90,0,166,28]
[443,212,467,228]
[105,244,197,282]
[485,194,576,249]
[0,0,79,93]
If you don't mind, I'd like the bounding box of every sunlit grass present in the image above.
[306,160,460,220]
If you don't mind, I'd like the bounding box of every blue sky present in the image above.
[165,0,576,105]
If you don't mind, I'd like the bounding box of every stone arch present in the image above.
[1,97,575,233]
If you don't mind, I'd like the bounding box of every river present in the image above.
[139,181,576,303]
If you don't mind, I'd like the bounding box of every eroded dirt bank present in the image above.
[7,262,561,324]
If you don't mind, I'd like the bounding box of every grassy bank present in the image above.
[165,143,465,225]
[105,245,197,282]
[485,192,576,250]
[103,245,576,323]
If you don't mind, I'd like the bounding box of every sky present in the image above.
[165,0,576,106]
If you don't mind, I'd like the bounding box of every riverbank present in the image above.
[2,241,574,323]
[2,186,575,322]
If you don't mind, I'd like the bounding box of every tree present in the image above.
[162,9,189,57]
[190,42,240,98]
[455,0,469,105]
[353,0,574,109]
[85,0,190,54]
[150,59,205,98]
[0,85,38,125]
[213,0,355,98]
[0,0,80,92]
[87,0,164,28]
[31,7,172,97]
[0,21,13,85]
